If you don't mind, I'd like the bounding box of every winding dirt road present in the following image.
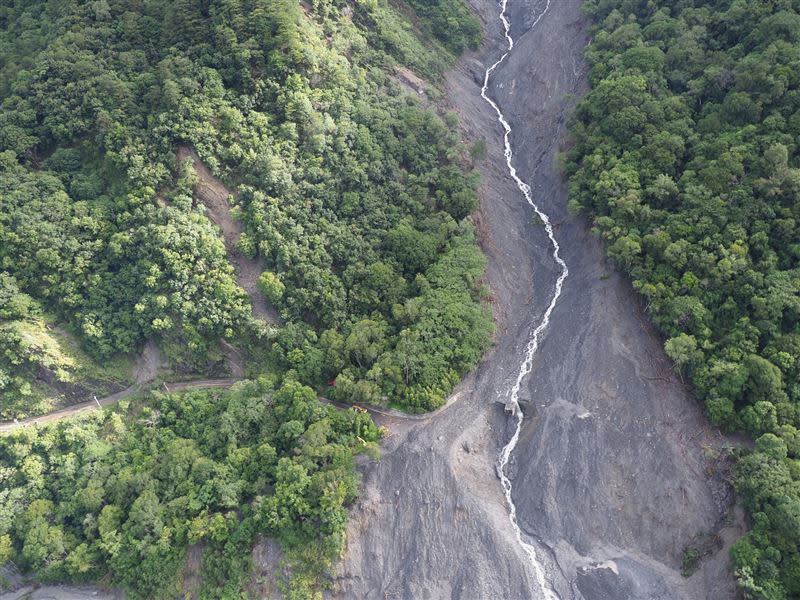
[1,148,282,435]
[0,338,239,435]
[0,378,237,434]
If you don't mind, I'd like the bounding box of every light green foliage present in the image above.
[570,1,800,596]
[0,273,132,419]
[403,0,481,54]
[258,272,286,305]
[0,380,379,598]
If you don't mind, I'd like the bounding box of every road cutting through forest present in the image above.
[1,2,745,598]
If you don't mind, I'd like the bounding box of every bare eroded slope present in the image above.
[333,1,743,599]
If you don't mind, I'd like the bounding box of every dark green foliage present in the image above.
[403,0,482,54]
[569,1,800,597]
[0,0,490,414]
[681,547,701,577]
[0,154,250,359]
[732,434,800,599]
[0,380,380,598]
[0,0,488,594]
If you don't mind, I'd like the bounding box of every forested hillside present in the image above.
[0,0,487,417]
[0,0,485,596]
[0,379,380,598]
[0,272,134,420]
[566,1,800,597]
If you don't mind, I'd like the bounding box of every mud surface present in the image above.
[333,1,742,599]
[0,586,122,600]
[1,3,743,598]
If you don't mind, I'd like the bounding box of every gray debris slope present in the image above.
[333,1,742,599]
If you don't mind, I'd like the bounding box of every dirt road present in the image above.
[0,338,239,435]
[0,378,237,434]
[333,1,741,598]
[3,2,742,597]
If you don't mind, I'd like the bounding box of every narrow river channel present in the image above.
[480,1,565,598]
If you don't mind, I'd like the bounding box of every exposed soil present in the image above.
[179,544,204,600]
[332,1,744,598]
[1,3,746,599]
[220,339,246,379]
[0,586,124,600]
[133,338,164,384]
[176,146,280,325]
[394,66,429,98]
[248,536,287,599]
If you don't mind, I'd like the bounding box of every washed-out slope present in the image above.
[334,1,742,598]
[176,147,280,324]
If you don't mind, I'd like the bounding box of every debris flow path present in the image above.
[480,1,566,598]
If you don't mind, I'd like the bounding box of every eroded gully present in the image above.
[481,1,564,598]
[334,0,742,598]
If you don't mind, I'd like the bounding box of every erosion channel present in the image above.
[333,1,743,599]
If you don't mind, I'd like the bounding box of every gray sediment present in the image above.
[333,1,742,598]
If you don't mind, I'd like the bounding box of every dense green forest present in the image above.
[567,1,800,597]
[0,0,486,595]
[0,0,489,418]
[0,379,380,598]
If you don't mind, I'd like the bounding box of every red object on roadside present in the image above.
[327,378,337,386]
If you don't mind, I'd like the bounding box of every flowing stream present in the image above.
[480,1,566,598]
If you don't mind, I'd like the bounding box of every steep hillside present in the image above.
[0,0,488,596]
[567,1,800,597]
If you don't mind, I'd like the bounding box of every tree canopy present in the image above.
[0,0,487,595]
[0,0,490,416]
[0,379,380,598]
[568,1,800,597]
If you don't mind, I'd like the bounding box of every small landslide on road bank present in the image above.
[335,0,744,599]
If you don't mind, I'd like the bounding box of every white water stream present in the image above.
[480,1,566,598]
